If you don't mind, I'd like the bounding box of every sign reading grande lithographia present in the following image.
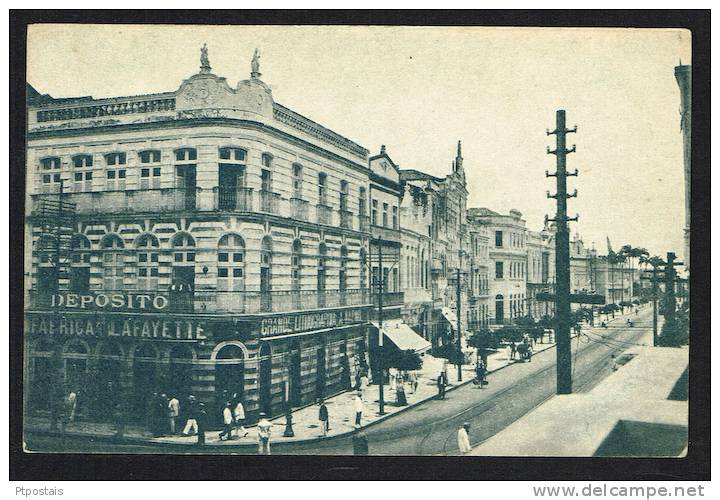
[25,313,208,341]
[260,308,368,337]
[48,292,170,312]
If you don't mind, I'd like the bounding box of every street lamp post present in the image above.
[376,240,385,415]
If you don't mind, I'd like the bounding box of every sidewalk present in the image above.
[25,306,646,448]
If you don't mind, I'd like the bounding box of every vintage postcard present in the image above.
[20,23,694,463]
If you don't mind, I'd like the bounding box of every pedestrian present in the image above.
[436,371,447,400]
[396,377,408,405]
[318,399,329,437]
[506,343,513,361]
[475,360,487,386]
[233,397,248,437]
[168,394,180,435]
[196,402,207,445]
[407,370,417,394]
[389,367,397,391]
[154,393,169,437]
[64,390,78,428]
[182,395,198,436]
[457,422,472,454]
[360,372,369,401]
[218,401,234,441]
[257,412,272,455]
[353,391,364,428]
[510,342,517,360]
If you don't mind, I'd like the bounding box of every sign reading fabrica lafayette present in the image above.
[49,292,169,312]
[26,314,207,340]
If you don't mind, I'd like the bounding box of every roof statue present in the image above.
[200,43,211,74]
[251,48,261,79]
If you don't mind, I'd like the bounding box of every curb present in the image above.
[26,340,564,450]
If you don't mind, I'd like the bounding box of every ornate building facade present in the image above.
[24,49,385,423]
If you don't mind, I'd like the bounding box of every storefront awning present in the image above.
[441,307,458,328]
[371,320,431,353]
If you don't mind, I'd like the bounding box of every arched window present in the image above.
[171,232,196,265]
[495,294,505,323]
[260,236,273,311]
[136,233,160,290]
[214,343,245,407]
[292,163,303,199]
[218,234,245,291]
[101,234,125,290]
[174,148,197,162]
[70,234,91,292]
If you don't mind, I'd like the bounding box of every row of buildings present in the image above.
[23,48,637,423]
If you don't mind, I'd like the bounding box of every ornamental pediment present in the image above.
[176,73,273,120]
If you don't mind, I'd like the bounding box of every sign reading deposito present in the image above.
[50,292,169,312]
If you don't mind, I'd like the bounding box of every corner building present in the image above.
[24,52,376,423]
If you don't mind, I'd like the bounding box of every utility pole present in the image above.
[546,110,578,395]
[376,240,385,415]
[641,265,661,347]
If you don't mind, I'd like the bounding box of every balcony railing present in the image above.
[372,291,404,308]
[259,190,281,215]
[31,189,366,232]
[317,204,333,225]
[339,210,354,230]
[27,288,372,315]
[214,187,253,211]
[31,188,201,215]
[290,198,310,221]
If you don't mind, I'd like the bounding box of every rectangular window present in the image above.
[371,199,378,225]
[73,155,93,168]
[382,203,388,227]
[293,164,303,198]
[495,231,503,247]
[318,173,327,205]
[175,149,197,161]
[392,206,398,229]
[495,261,504,279]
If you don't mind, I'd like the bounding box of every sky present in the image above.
[27,25,691,258]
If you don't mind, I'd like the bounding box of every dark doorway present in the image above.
[315,340,326,401]
[258,343,272,415]
[132,344,158,421]
[495,295,505,323]
[172,266,195,312]
[169,345,194,401]
[214,344,245,407]
[288,341,302,407]
[31,356,54,412]
[218,164,245,210]
[176,164,197,210]
[340,337,351,390]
